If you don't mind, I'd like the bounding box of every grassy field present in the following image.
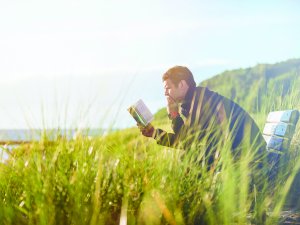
[0,120,299,225]
[1,90,300,224]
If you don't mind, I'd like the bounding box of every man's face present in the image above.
[163,79,184,103]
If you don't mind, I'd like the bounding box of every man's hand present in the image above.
[137,123,156,138]
[166,96,179,119]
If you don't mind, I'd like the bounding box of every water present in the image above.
[0,129,107,162]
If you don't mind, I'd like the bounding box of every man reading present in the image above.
[138,66,266,166]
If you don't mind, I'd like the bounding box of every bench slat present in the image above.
[266,110,299,123]
[263,122,296,137]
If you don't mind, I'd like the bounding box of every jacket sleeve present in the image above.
[154,116,184,147]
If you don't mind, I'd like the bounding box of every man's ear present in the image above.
[178,80,183,88]
[179,80,189,90]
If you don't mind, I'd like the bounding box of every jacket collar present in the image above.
[181,86,196,117]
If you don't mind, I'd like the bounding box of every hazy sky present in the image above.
[0,0,299,129]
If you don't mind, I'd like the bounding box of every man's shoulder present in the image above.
[195,86,221,101]
[195,86,246,112]
[196,86,218,95]
[195,85,209,92]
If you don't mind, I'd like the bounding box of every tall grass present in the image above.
[0,87,300,224]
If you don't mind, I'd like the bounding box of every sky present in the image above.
[0,0,299,129]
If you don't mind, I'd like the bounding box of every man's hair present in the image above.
[162,66,196,88]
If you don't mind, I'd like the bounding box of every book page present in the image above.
[128,99,153,126]
[134,100,153,125]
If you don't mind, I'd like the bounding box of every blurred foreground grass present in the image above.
[0,123,299,225]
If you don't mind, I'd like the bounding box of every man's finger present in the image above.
[166,96,174,104]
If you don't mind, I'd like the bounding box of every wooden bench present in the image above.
[263,110,299,152]
[262,110,299,178]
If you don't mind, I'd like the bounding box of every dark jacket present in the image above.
[154,86,266,156]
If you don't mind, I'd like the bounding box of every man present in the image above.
[137,66,270,223]
[138,66,266,165]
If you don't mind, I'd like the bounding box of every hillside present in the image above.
[200,58,300,113]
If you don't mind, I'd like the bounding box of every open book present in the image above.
[127,99,153,127]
